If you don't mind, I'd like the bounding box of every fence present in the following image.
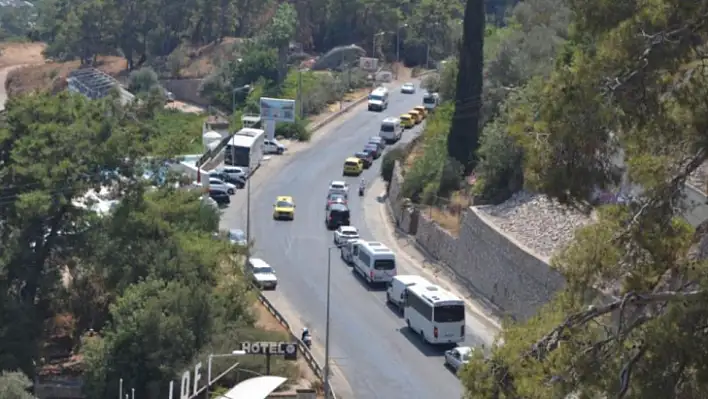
[256,292,337,399]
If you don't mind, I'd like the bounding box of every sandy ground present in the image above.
[0,42,45,68]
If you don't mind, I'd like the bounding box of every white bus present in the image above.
[224,128,265,176]
[351,241,397,284]
[404,283,466,345]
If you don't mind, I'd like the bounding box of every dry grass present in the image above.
[177,37,243,78]
[5,56,126,97]
[0,42,46,68]
[252,301,320,392]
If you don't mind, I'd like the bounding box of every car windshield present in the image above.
[374,259,395,270]
[369,94,383,101]
[253,266,274,274]
[433,305,465,322]
[229,230,245,240]
[381,124,395,132]
[276,201,293,208]
[401,116,410,121]
[342,230,358,236]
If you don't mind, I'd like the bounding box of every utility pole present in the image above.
[395,24,408,80]
[297,69,303,119]
[246,151,251,260]
[323,247,334,399]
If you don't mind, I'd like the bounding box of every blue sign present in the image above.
[259,97,296,122]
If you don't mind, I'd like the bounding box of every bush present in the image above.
[438,58,458,102]
[421,74,440,93]
[275,119,311,141]
[381,147,406,183]
[473,120,524,203]
[128,67,160,93]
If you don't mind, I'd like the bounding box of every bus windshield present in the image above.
[374,259,395,270]
[433,304,465,322]
[226,146,250,168]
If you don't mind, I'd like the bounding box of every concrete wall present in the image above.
[386,162,566,320]
[161,78,210,106]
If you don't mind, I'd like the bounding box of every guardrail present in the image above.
[256,291,337,399]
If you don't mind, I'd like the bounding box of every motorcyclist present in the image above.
[301,327,310,341]
[359,178,366,194]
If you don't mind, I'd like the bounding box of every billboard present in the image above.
[359,57,378,71]
[259,97,296,122]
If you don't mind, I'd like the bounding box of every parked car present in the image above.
[209,171,244,188]
[354,151,373,169]
[368,136,386,151]
[328,180,349,195]
[209,189,230,205]
[444,347,473,372]
[326,192,348,210]
[325,203,350,230]
[228,229,247,246]
[264,138,286,154]
[208,178,236,194]
[247,258,278,290]
[363,143,380,159]
[333,226,359,245]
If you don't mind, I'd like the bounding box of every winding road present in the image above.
[220,82,496,398]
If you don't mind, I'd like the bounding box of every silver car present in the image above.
[333,226,359,245]
[228,229,247,246]
[247,258,278,290]
[401,82,416,94]
[444,346,473,372]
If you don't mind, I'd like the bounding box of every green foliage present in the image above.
[260,3,297,49]
[144,110,205,156]
[128,67,160,93]
[381,147,406,183]
[275,119,310,141]
[420,74,440,93]
[0,371,37,399]
[402,102,456,203]
[461,1,708,397]
[438,58,458,102]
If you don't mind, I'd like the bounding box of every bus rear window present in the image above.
[433,305,465,322]
[374,259,395,270]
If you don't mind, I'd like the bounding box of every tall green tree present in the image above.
[447,0,485,173]
[461,1,708,397]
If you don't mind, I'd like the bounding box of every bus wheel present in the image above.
[406,319,411,329]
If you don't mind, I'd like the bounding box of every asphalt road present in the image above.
[218,84,494,399]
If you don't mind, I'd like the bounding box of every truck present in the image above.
[224,128,265,176]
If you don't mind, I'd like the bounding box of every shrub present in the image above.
[438,58,458,102]
[473,120,524,203]
[275,119,311,141]
[421,74,440,93]
[381,147,406,183]
[128,67,160,93]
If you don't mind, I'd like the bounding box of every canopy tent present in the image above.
[216,376,287,399]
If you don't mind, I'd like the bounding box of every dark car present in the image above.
[325,203,350,229]
[363,143,380,159]
[354,151,373,168]
[326,192,348,210]
[209,189,230,205]
[368,136,386,151]
[210,171,245,188]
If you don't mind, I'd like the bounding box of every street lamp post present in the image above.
[205,350,247,399]
[323,245,340,399]
[395,24,408,80]
[229,84,253,258]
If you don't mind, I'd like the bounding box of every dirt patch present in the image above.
[176,37,243,78]
[253,301,322,396]
[0,42,46,68]
[5,56,126,97]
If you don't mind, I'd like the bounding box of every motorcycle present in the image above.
[358,185,365,196]
[302,332,312,348]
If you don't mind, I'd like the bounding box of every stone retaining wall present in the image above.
[387,162,565,320]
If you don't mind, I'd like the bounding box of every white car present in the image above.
[247,258,278,290]
[217,166,247,181]
[328,180,349,195]
[333,226,359,245]
[208,178,236,195]
[401,82,416,94]
[264,138,287,154]
[444,346,473,372]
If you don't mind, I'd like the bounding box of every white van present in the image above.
[386,275,430,311]
[351,241,397,284]
[368,87,389,111]
[423,92,440,111]
[379,117,403,143]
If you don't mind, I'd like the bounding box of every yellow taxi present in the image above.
[413,106,427,119]
[400,113,415,128]
[273,196,295,220]
[408,109,423,124]
[343,157,364,176]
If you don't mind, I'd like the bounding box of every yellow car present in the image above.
[343,157,364,176]
[400,114,414,128]
[408,109,423,124]
[273,196,295,220]
[414,106,427,119]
